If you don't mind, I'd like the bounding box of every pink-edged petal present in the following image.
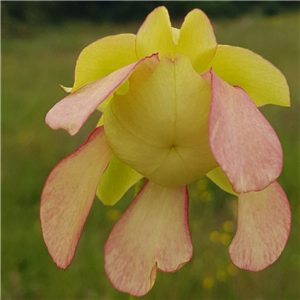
[40,126,112,269]
[209,71,283,193]
[45,54,159,136]
[229,181,291,271]
[104,181,193,297]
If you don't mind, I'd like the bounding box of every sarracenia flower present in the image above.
[41,7,291,297]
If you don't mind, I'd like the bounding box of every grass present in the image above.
[2,12,299,300]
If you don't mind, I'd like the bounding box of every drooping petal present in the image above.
[207,45,290,107]
[176,9,217,73]
[229,181,291,271]
[40,126,112,269]
[104,181,193,297]
[72,34,137,92]
[209,71,283,193]
[136,6,175,59]
[206,167,237,196]
[97,155,143,206]
[104,54,217,187]
[46,54,159,136]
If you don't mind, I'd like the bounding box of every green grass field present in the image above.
[2,12,299,300]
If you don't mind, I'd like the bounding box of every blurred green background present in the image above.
[2,1,299,300]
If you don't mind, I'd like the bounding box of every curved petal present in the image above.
[46,54,159,136]
[207,45,290,107]
[136,6,175,59]
[176,9,217,73]
[40,126,112,269]
[229,181,291,271]
[97,155,143,206]
[209,71,283,193]
[206,167,237,196]
[104,181,193,297]
[72,34,137,92]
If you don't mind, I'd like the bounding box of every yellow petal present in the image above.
[104,54,217,187]
[207,45,290,107]
[176,9,217,73]
[206,167,237,196]
[171,27,180,44]
[96,114,104,127]
[97,95,113,113]
[136,7,175,59]
[97,155,143,206]
[72,34,137,92]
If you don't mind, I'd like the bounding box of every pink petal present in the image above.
[209,71,283,193]
[229,181,291,271]
[46,54,159,136]
[104,181,193,297]
[40,126,112,269]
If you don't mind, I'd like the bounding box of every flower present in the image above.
[41,7,291,297]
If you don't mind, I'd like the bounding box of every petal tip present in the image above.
[228,182,291,272]
[104,182,192,296]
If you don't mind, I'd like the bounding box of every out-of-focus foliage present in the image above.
[2,0,300,25]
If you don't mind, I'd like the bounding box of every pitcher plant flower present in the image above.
[41,7,291,297]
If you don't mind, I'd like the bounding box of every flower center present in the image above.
[104,55,217,187]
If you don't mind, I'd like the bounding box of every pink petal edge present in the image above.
[40,126,112,269]
[229,181,291,271]
[104,181,193,297]
[46,54,159,136]
[209,70,283,193]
